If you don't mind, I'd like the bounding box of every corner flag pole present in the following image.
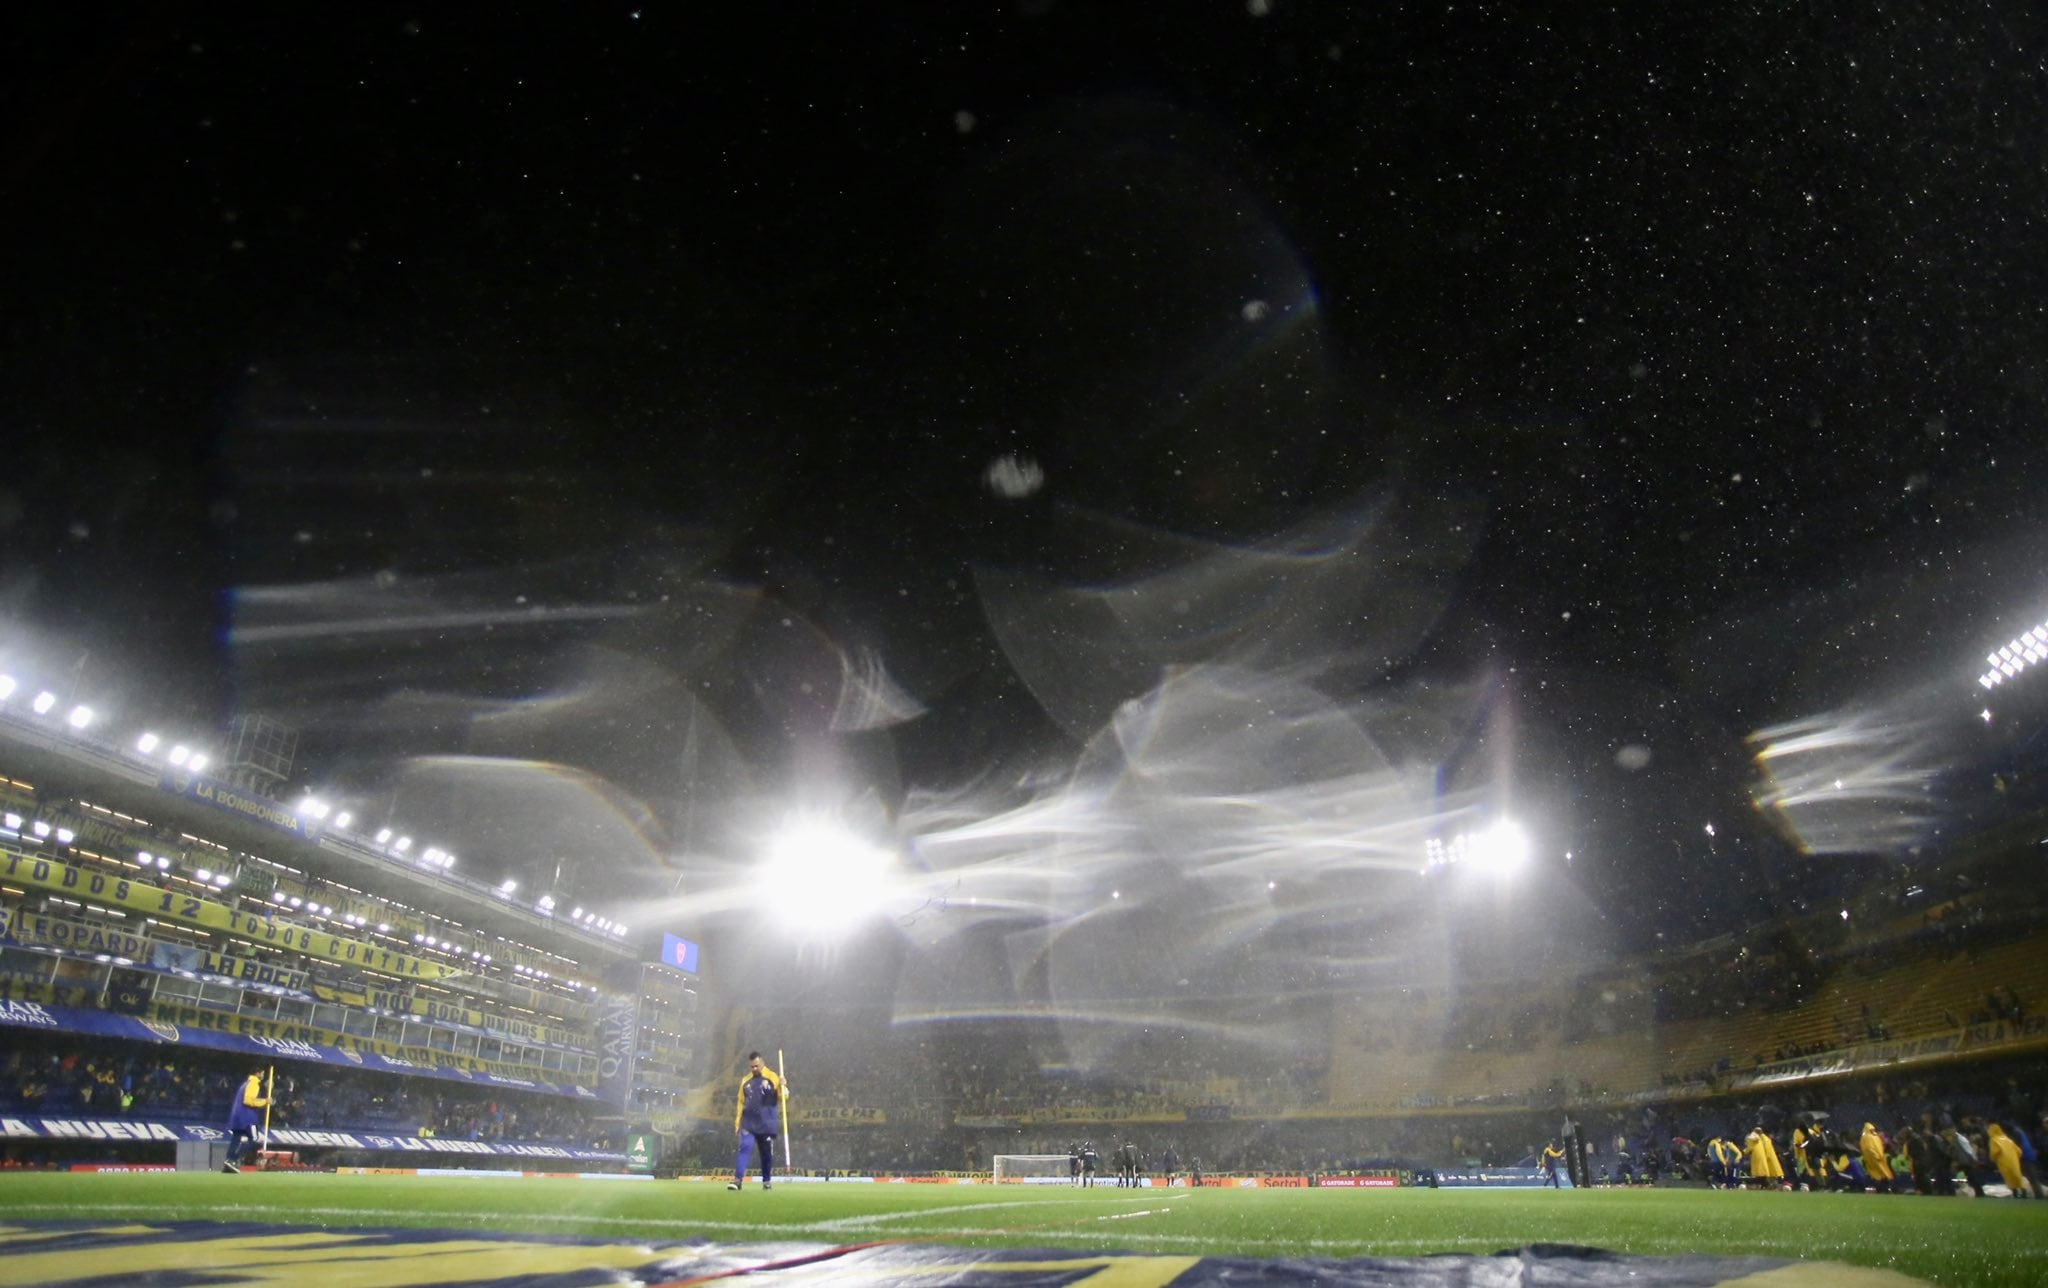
[779,1047,792,1170]
[261,1066,274,1154]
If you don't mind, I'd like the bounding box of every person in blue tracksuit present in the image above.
[222,1069,270,1172]
[728,1051,787,1191]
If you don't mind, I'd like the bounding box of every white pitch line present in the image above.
[0,1198,1162,1244]
[811,1193,1163,1231]
[0,1203,848,1241]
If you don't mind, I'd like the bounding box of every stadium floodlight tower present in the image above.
[223,712,298,795]
[1978,619,2048,693]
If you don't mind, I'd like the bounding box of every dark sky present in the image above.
[5,2,2047,951]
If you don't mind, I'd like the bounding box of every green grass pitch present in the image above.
[1,1174,2044,1286]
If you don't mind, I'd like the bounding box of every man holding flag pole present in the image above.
[728,1050,789,1191]
[221,1066,272,1173]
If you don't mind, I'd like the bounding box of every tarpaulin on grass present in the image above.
[0,1222,1932,1286]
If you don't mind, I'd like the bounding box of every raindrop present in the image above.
[983,454,1045,498]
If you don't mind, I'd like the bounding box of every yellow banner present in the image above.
[206,951,309,992]
[0,848,464,982]
[313,981,373,1008]
[2,909,151,959]
[489,1013,586,1048]
[143,1000,589,1087]
[306,982,588,1051]
[793,1105,887,1125]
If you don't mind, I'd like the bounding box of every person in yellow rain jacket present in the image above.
[1707,1134,1744,1188]
[1745,1126,1784,1188]
[1986,1123,2026,1197]
[221,1068,271,1173]
[1540,1140,1566,1189]
[1789,1120,1823,1190]
[728,1051,788,1191]
[1860,1123,1895,1192]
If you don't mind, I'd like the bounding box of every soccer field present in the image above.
[1,1174,2044,1287]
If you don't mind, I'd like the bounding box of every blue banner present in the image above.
[158,769,312,839]
[0,1115,622,1161]
[1432,1166,1572,1188]
[0,998,599,1103]
[594,992,640,1110]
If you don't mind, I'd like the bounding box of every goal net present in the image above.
[993,1154,1075,1184]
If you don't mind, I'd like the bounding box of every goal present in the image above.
[993,1153,1075,1184]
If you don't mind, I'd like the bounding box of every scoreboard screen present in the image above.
[658,933,699,974]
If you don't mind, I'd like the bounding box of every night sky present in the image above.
[5,2,2047,960]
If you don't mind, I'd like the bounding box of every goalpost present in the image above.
[993,1154,1077,1184]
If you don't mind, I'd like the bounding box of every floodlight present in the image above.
[393,836,412,853]
[289,897,303,908]
[213,874,230,888]
[196,869,212,882]
[271,891,286,903]
[571,907,584,919]
[499,879,518,894]
[32,692,57,715]
[536,894,556,911]
[423,847,445,864]
[2,813,19,830]
[332,812,352,829]
[66,705,93,729]
[136,732,160,753]
[31,821,51,837]
[377,923,390,933]
[187,754,208,772]
[298,797,329,820]
[1467,819,1532,873]
[375,828,393,844]
[156,855,171,870]
[54,828,74,844]
[0,675,14,700]
[168,746,190,765]
[757,821,899,936]
[614,926,627,937]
